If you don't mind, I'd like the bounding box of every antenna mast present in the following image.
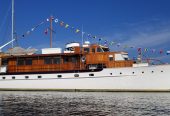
[11,0,14,48]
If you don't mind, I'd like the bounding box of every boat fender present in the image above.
[81,56,86,62]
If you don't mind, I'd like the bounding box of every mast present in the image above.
[11,0,14,48]
[50,16,53,48]
[81,25,84,46]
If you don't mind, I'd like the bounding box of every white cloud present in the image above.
[109,19,170,48]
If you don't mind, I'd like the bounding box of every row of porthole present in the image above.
[110,70,164,75]
[1,70,164,79]
[1,73,95,80]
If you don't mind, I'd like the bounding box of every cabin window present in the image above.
[44,57,52,64]
[2,59,8,65]
[71,57,77,63]
[97,47,103,52]
[63,57,69,63]
[25,59,32,65]
[92,48,95,53]
[17,59,25,65]
[84,48,90,53]
[53,57,61,64]
[109,57,113,61]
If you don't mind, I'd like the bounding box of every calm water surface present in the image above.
[0,92,170,116]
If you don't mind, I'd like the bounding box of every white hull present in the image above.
[0,64,170,91]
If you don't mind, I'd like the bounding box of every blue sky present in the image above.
[0,0,170,63]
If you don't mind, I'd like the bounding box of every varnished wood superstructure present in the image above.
[0,43,133,74]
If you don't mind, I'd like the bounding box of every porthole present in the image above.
[151,71,154,73]
[12,76,15,79]
[161,70,163,72]
[74,74,79,77]
[142,71,144,74]
[132,72,135,74]
[110,73,112,75]
[120,72,122,75]
[38,76,42,78]
[2,77,5,79]
[25,76,29,79]
[58,75,62,78]
[89,73,94,76]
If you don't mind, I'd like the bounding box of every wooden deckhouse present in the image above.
[1,42,133,74]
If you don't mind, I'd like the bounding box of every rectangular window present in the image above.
[2,59,8,65]
[25,59,32,65]
[97,48,103,52]
[44,57,52,64]
[17,59,25,65]
[109,57,113,61]
[71,57,77,63]
[53,57,60,64]
[84,48,90,53]
[63,57,69,63]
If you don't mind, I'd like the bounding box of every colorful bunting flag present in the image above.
[160,49,163,54]
[110,41,115,45]
[93,36,97,39]
[60,21,64,26]
[31,28,35,31]
[54,18,58,23]
[26,31,30,35]
[152,49,156,53]
[65,24,69,28]
[123,45,128,49]
[75,29,80,33]
[138,48,141,55]
[44,28,48,35]
[144,48,148,52]
[117,43,120,47]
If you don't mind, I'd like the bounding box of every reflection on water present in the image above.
[0,92,170,116]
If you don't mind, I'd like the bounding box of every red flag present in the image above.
[138,48,141,52]
[160,49,163,54]
[60,21,64,26]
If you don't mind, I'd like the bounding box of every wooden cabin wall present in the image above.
[86,53,109,64]
[7,55,82,73]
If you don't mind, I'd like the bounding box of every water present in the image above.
[0,92,170,116]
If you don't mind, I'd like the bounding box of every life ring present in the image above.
[81,56,86,62]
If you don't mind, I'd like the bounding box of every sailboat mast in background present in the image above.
[11,0,14,48]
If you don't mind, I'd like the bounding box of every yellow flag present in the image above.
[65,24,69,28]
[75,29,80,33]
